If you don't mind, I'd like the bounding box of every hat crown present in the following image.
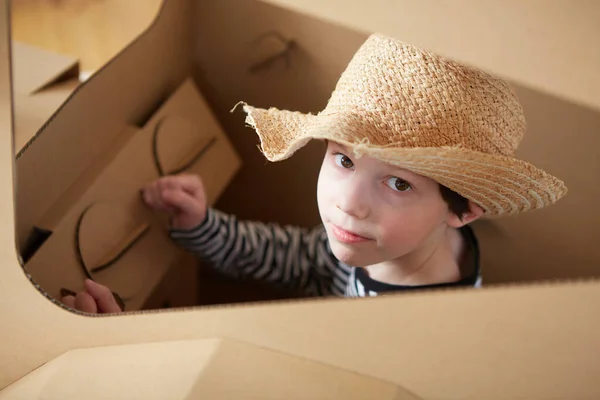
[322,34,526,156]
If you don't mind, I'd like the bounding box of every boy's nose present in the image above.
[335,187,371,220]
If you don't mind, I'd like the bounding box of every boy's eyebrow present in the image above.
[387,164,423,182]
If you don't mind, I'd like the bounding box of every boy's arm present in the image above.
[169,208,350,296]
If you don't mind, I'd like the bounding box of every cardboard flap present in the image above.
[152,115,217,176]
[75,202,150,299]
[138,77,241,205]
[3,339,419,399]
[78,202,150,271]
[11,41,79,95]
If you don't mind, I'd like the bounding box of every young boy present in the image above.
[62,34,566,313]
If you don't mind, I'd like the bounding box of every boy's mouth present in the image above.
[330,224,372,244]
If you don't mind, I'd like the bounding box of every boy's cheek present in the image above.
[316,178,338,209]
[377,222,422,250]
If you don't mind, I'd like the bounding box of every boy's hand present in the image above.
[61,279,124,313]
[142,173,207,230]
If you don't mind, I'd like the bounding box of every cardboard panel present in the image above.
[474,85,600,283]
[23,77,241,310]
[11,42,81,152]
[13,78,80,152]
[11,0,163,72]
[11,41,79,95]
[14,0,194,252]
[1,338,416,400]
[0,339,222,400]
[142,251,200,310]
[261,0,600,113]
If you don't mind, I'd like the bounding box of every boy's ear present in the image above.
[447,201,485,228]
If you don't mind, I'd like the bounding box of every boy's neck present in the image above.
[364,226,464,286]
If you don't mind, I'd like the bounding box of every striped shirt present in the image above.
[170,208,482,298]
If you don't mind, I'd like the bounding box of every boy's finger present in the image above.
[142,184,165,210]
[161,188,201,215]
[146,182,177,214]
[75,291,98,313]
[162,174,204,197]
[84,279,123,313]
[61,295,76,309]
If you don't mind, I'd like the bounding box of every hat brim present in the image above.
[242,104,567,216]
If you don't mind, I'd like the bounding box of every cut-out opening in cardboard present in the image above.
[11,0,600,318]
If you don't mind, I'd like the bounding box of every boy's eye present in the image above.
[385,177,412,192]
[334,153,354,169]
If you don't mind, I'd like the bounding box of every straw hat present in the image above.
[240,34,567,215]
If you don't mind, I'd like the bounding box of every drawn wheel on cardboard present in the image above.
[152,115,217,177]
[74,202,151,309]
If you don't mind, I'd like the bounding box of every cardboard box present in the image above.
[1,0,599,399]
[21,75,242,311]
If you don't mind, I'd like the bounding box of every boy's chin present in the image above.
[329,241,378,268]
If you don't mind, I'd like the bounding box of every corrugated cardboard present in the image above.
[1,0,600,399]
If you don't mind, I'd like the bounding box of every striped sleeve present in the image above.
[169,208,350,297]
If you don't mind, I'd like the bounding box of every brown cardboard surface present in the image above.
[23,77,241,310]
[262,0,600,113]
[11,0,163,72]
[1,339,416,399]
[1,0,600,399]
[14,0,193,250]
[142,251,200,310]
[13,77,80,152]
[11,42,80,153]
[11,41,79,95]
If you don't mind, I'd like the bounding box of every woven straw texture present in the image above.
[241,34,567,215]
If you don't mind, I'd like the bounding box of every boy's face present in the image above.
[317,141,469,268]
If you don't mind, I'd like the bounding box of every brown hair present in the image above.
[439,185,470,220]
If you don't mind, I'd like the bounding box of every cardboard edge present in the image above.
[3,0,24,266]
[11,41,80,95]
[13,0,168,160]
[89,273,600,320]
[13,77,82,153]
